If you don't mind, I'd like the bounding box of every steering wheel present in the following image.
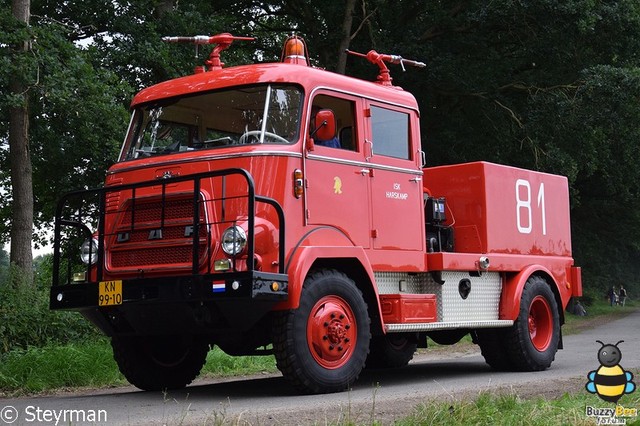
[238,130,289,145]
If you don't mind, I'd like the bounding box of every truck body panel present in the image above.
[424,161,572,256]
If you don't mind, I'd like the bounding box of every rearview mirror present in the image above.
[313,109,336,142]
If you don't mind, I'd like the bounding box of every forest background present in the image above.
[1,0,640,305]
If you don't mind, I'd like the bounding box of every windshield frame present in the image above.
[119,83,304,162]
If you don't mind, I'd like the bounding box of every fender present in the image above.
[500,264,558,321]
[278,227,385,333]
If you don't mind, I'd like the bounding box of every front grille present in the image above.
[120,198,197,224]
[108,195,208,271]
[111,245,198,267]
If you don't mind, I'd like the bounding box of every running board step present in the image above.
[385,320,514,333]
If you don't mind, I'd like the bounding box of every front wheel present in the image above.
[505,276,560,371]
[272,269,371,394]
[111,335,209,391]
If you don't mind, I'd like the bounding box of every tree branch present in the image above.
[494,99,523,128]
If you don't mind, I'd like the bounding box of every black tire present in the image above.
[474,328,514,371]
[366,333,417,369]
[272,269,371,394]
[111,334,209,391]
[504,276,560,371]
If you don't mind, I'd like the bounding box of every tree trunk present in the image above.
[9,0,34,285]
[336,0,357,75]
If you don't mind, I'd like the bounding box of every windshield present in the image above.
[121,84,302,161]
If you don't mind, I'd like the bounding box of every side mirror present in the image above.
[313,109,336,142]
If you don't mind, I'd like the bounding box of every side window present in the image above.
[370,106,410,159]
[311,94,357,151]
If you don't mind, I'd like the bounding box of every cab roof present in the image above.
[131,62,419,112]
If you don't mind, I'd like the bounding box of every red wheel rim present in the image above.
[306,295,357,369]
[528,295,552,351]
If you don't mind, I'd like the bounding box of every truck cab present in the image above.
[50,34,581,394]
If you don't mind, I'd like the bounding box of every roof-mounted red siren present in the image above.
[281,35,310,66]
[345,49,426,86]
[162,33,254,74]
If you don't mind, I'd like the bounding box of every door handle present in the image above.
[364,139,373,162]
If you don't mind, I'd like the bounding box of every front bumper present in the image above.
[51,271,288,310]
[50,271,288,336]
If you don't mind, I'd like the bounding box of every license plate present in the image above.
[98,280,123,306]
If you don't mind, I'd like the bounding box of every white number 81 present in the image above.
[515,179,546,235]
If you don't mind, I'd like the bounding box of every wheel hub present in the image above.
[307,295,357,369]
[528,295,552,352]
[327,321,347,344]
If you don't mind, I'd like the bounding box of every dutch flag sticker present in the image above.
[212,282,226,293]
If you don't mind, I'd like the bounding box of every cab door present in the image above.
[304,93,371,248]
[364,102,424,251]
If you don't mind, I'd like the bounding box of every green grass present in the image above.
[396,390,640,426]
[0,337,277,396]
[200,347,277,377]
[0,338,126,395]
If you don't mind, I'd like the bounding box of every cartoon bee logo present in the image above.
[586,340,636,403]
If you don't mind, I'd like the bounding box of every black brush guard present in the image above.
[49,168,287,336]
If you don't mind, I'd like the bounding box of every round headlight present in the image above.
[80,238,99,265]
[221,226,247,256]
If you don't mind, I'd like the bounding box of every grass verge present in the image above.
[398,388,640,426]
[200,346,277,378]
[0,337,277,396]
[0,338,124,396]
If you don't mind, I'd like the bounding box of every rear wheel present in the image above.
[505,276,560,371]
[111,335,209,391]
[272,269,371,394]
[366,333,417,369]
[475,328,513,371]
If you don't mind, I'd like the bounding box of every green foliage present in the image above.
[0,9,130,244]
[0,258,99,354]
[53,1,246,89]
[0,338,125,394]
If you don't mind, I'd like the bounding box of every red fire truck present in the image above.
[50,34,582,394]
